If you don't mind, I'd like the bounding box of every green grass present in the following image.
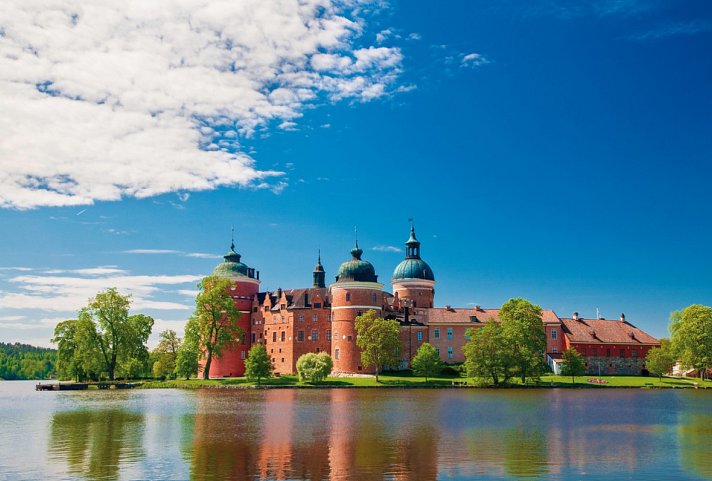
[139,373,712,389]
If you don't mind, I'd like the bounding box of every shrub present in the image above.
[296,352,333,384]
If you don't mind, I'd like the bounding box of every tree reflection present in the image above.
[679,414,712,480]
[49,409,144,481]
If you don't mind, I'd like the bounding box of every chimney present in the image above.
[475,305,481,311]
[277,287,282,298]
[572,312,579,321]
[620,313,626,322]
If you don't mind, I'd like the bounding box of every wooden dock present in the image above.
[36,382,142,391]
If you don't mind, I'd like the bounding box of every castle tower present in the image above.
[330,241,384,373]
[391,226,435,309]
[200,238,260,378]
[313,251,326,288]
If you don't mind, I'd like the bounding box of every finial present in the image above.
[318,249,321,263]
[230,225,235,251]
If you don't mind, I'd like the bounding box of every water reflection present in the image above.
[679,414,712,480]
[49,409,144,481]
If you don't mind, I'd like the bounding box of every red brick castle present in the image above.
[199,227,659,378]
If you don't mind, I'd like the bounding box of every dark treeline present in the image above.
[0,342,57,380]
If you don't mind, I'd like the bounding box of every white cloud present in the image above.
[184,252,221,259]
[0,315,25,322]
[0,272,202,313]
[461,53,489,68]
[371,245,402,253]
[0,0,404,209]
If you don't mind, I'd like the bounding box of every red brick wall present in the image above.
[428,324,477,363]
[544,324,566,354]
[392,285,434,309]
[330,287,384,373]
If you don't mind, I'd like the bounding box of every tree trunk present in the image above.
[571,375,575,385]
[203,348,213,380]
[375,366,379,383]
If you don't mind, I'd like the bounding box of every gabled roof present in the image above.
[561,317,659,345]
[426,307,560,325]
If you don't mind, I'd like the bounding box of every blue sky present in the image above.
[1,0,711,346]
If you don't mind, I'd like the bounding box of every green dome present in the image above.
[212,243,252,278]
[392,258,435,281]
[335,243,378,283]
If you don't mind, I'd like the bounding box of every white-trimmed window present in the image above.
[551,328,557,340]
[447,346,454,359]
[417,331,423,342]
[447,328,453,340]
[434,328,440,339]
[313,314,318,322]
[312,329,319,341]
[335,348,340,360]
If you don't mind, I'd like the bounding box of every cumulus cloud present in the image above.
[0,0,404,209]
[461,53,489,68]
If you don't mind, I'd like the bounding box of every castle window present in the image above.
[551,328,557,340]
[345,292,351,301]
[447,346,454,359]
[241,334,246,345]
[620,349,625,358]
[417,331,423,342]
[314,302,321,309]
[251,333,256,343]
[606,349,611,357]
[241,351,246,360]
[312,329,319,341]
[631,350,638,358]
[253,307,257,312]
[298,331,304,342]
[357,310,363,317]
[313,314,318,322]
[272,332,277,342]
[281,331,286,342]
[264,306,269,312]
[436,347,440,356]
[581,348,586,356]
[333,330,338,340]
[552,347,558,353]
[372,293,377,303]
[298,315,304,322]
[281,304,286,310]
[335,349,340,360]
[434,328,440,339]
[281,358,284,363]
[347,335,352,341]
[447,328,453,340]
[281,316,285,323]
[326,330,332,341]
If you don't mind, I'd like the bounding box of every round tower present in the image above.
[391,226,435,309]
[330,242,384,373]
[200,239,260,378]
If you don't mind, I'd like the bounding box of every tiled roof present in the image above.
[426,307,560,325]
[560,317,659,345]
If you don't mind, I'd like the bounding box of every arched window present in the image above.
[345,292,351,301]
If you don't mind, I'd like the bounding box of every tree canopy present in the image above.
[354,310,401,382]
[245,343,272,385]
[499,298,547,383]
[187,276,243,380]
[151,330,181,379]
[410,342,442,382]
[561,348,586,384]
[645,339,675,381]
[296,352,333,384]
[670,304,712,379]
[0,342,56,380]
[52,288,154,381]
[463,320,513,385]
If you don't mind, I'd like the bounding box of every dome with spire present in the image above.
[392,226,435,282]
[335,242,378,283]
[212,241,253,279]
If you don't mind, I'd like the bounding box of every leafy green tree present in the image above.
[410,342,443,382]
[0,342,57,380]
[52,289,154,381]
[354,310,401,382]
[645,339,675,381]
[499,298,547,383]
[671,305,712,380]
[245,343,272,385]
[463,320,513,385]
[191,276,243,379]
[561,348,586,385]
[175,318,200,380]
[152,330,181,379]
[296,352,333,384]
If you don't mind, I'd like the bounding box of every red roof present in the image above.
[561,317,659,345]
[425,307,560,325]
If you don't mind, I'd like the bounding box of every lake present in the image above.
[1,381,711,480]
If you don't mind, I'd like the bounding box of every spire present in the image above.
[351,226,363,259]
[405,224,421,259]
[230,225,235,251]
[313,250,326,288]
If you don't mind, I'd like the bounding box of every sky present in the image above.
[1,0,711,347]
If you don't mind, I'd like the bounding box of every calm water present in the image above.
[1,382,712,481]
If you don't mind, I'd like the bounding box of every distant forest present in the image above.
[0,342,56,380]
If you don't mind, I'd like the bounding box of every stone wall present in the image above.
[583,356,647,375]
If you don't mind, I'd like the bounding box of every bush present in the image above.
[296,352,333,384]
[441,365,461,376]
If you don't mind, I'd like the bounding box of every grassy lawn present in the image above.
[139,372,712,389]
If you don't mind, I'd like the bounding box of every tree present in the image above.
[296,352,333,384]
[463,320,513,385]
[190,276,243,380]
[410,342,443,382]
[52,289,154,381]
[499,298,547,383]
[175,317,199,380]
[245,343,272,385]
[645,339,675,381]
[152,330,181,379]
[670,305,712,380]
[354,310,401,382]
[561,348,586,385]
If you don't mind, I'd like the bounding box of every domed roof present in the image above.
[392,258,435,281]
[335,243,378,283]
[212,242,251,278]
[392,226,435,282]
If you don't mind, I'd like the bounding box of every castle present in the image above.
[198,226,659,378]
